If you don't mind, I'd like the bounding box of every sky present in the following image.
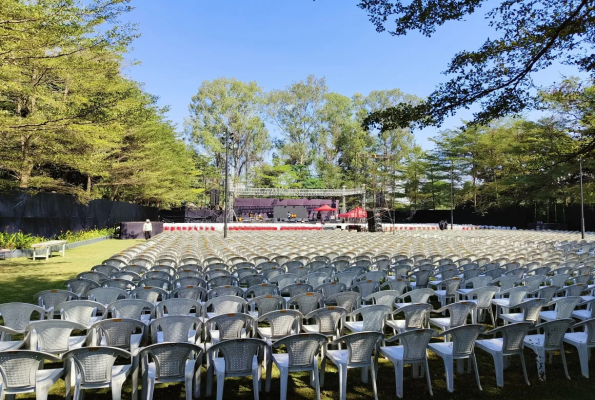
[122,0,582,149]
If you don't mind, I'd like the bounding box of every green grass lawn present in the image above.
[1,240,595,399]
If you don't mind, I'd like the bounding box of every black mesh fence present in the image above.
[0,192,159,238]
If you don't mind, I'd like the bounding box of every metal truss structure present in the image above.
[229,187,365,197]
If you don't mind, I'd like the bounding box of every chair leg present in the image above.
[216,373,225,400]
[370,359,378,400]
[194,364,202,398]
[560,345,570,380]
[131,356,139,400]
[395,360,404,398]
[265,358,273,392]
[313,363,321,400]
[424,358,433,396]
[519,352,530,386]
[535,348,547,381]
[339,365,348,400]
[112,382,123,400]
[320,356,327,387]
[444,356,454,393]
[253,369,260,400]
[577,344,590,378]
[472,354,482,390]
[361,366,368,383]
[493,353,504,387]
[279,368,288,400]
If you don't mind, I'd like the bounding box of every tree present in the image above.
[357,0,595,141]
[266,75,327,168]
[187,77,271,185]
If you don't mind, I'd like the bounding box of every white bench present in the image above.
[31,240,67,260]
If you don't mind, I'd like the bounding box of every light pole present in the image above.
[450,160,454,230]
[580,159,585,239]
[223,130,230,239]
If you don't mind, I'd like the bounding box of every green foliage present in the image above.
[358,0,595,144]
[0,230,44,250]
[0,0,196,207]
[54,228,114,243]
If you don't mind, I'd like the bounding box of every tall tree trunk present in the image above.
[19,134,33,188]
[87,176,92,193]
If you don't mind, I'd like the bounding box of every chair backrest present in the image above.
[441,278,462,295]
[288,292,324,315]
[547,274,570,288]
[92,265,119,276]
[0,350,59,389]
[305,306,347,335]
[247,295,285,318]
[130,286,168,302]
[536,319,574,349]
[156,298,201,318]
[139,342,203,378]
[489,322,533,353]
[208,338,266,375]
[442,324,485,357]
[520,275,546,292]
[466,287,499,308]
[518,298,547,323]
[107,299,154,320]
[380,279,409,294]
[389,329,438,361]
[336,332,383,366]
[273,333,327,367]
[111,271,142,282]
[351,305,391,332]
[57,300,105,326]
[258,310,302,338]
[25,320,87,353]
[64,346,131,384]
[282,283,314,298]
[88,287,128,305]
[574,318,595,345]
[208,285,245,299]
[536,285,558,302]
[239,274,268,287]
[149,316,202,343]
[171,286,208,301]
[444,302,476,326]
[394,303,433,330]
[174,277,207,288]
[550,296,581,319]
[207,313,253,341]
[244,284,280,298]
[399,288,434,304]
[350,280,379,298]
[316,282,346,298]
[66,279,100,297]
[91,318,146,348]
[324,292,361,312]
[138,278,171,290]
[506,287,530,308]
[410,270,431,287]
[35,290,78,309]
[77,271,109,284]
[203,295,247,317]
[364,290,401,307]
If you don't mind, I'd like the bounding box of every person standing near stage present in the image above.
[143,219,153,240]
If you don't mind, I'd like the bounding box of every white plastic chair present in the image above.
[322,331,384,400]
[343,304,391,334]
[386,303,433,335]
[563,318,595,378]
[0,303,50,339]
[523,319,573,380]
[57,300,106,329]
[63,346,132,400]
[88,288,128,306]
[25,320,87,356]
[0,326,25,351]
[427,324,486,393]
[155,298,201,318]
[139,342,203,400]
[149,316,202,344]
[500,298,547,325]
[0,350,62,400]
[539,296,581,322]
[475,322,532,387]
[429,302,476,334]
[379,328,437,398]
[106,299,154,324]
[265,333,327,400]
[207,338,266,400]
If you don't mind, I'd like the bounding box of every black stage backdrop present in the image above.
[0,192,159,238]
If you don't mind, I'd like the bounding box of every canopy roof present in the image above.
[338,206,367,218]
[314,204,336,212]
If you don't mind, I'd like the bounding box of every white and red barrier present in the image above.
[163,223,478,232]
